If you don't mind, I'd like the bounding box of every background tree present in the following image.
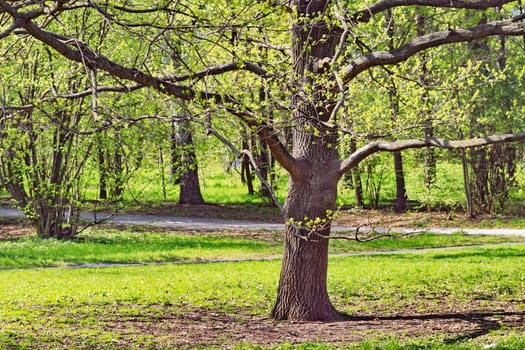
[0,47,93,238]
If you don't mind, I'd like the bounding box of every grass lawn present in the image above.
[0,226,524,349]
[0,226,524,269]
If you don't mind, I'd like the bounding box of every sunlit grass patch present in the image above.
[1,224,523,270]
[0,228,282,269]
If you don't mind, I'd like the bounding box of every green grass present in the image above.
[329,246,525,314]
[328,231,525,253]
[1,226,523,269]
[1,244,525,348]
[0,228,282,269]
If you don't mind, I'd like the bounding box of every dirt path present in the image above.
[2,207,525,237]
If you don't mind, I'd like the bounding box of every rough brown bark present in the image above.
[271,226,340,321]
[393,151,407,212]
[179,166,204,205]
[174,120,204,205]
[271,0,342,321]
[272,160,342,321]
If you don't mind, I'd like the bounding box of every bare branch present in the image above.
[339,132,525,176]
[205,126,285,213]
[0,84,145,112]
[351,0,517,23]
[0,20,21,39]
[164,61,269,82]
[312,225,426,242]
[340,16,525,85]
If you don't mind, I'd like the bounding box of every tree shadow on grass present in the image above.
[341,310,524,343]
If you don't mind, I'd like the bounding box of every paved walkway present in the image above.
[2,207,525,237]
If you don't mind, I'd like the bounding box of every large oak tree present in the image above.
[1,0,525,321]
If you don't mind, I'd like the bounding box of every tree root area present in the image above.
[107,304,524,348]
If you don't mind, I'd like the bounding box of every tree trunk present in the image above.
[98,144,107,200]
[272,0,342,321]
[240,137,254,195]
[384,9,407,212]
[461,149,475,218]
[393,151,407,212]
[272,160,342,321]
[179,165,204,204]
[110,150,124,199]
[415,12,437,192]
[175,120,204,205]
[350,138,364,207]
[272,226,339,321]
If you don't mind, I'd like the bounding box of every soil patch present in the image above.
[104,302,525,348]
[0,219,34,240]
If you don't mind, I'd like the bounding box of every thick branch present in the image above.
[226,108,300,180]
[0,20,21,39]
[341,16,525,84]
[352,0,516,23]
[339,132,525,175]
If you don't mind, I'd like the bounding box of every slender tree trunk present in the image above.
[386,9,407,212]
[159,147,167,200]
[416,12,436,191]
[170,121,180,184]
[257,137,271,198]
[241,136,254,195]
[350,138,364,207]
[110,149,124,199]
[98,144,107,200]
[393,151,407,212]
[257,81,276,202]
[461,149,475,218]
